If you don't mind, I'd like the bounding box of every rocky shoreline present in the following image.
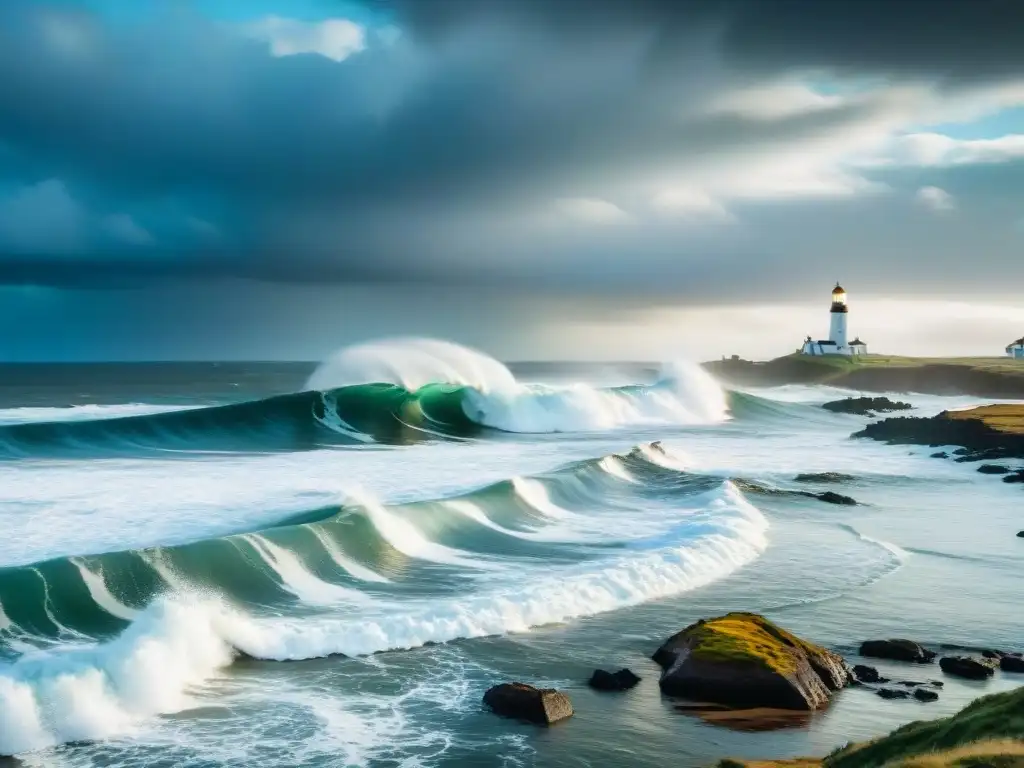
[854,404,1024,474]
[483,613,1023,744]
[854,404,1024,453]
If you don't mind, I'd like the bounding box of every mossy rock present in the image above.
[654,613,849,710]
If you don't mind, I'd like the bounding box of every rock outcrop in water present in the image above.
[859,639,936,664]
[813,491,857,506]
[1001,654,1024,673]
[653,613,849,710]
[913,688,939,702]
[483,683,574,725]
[822,397,912,416]
[977,463,1011,474]
[851,664,880,683]
[793,472,855,484]
[939,656,996,680]
[588,668,641,691]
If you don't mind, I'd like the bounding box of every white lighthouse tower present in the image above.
[801,282,867,356]
[829,283,848,349]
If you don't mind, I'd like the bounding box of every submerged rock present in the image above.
[914,688,939,702]
[939,656,996,680]
[930,451,949,459]
[877,688,910,700]
[813,491,858,506]
[483,683,574,725]
[822,397,913,416]
[859,639,936,664]
[1000,655,1024,673]
[793,472,855,484]
[852,664,880,684]
[588,668,641,691]
[653,613,849,711]
[977,464,1011,475]
[1018,531,1024,538]
[1003,471,1024,484]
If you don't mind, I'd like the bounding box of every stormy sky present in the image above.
[1,0,1023,361]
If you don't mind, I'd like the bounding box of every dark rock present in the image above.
[1017,531,1024,538]
[930,681,944,688]
[793,472,855,484]
[823,397,912,416]
[877,688,910,700]
[859,639,936,664]
[981,649,1006,659]
[854,411,1024,464]
[483,683,574,725]
[588,668,641,691]
[1000,655,1024,673]
[896,680,925,687]
[814,491,858,506]
[977,464,1011,475]
[653,613,849,711]
[930,451,949,459]
[938,656,996,680]
[852,664,880,683]
[914,688,939,702]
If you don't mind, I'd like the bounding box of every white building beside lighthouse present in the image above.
[801,283,868,356]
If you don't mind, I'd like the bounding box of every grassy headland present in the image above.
[715,686,1024,768]
[703,355,1024,398]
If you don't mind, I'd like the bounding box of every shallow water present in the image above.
[0,350,1021,767]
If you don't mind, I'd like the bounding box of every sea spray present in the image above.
[0,597,240,756]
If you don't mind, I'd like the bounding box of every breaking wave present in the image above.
[0,339,728,456]
[0,442,767,756]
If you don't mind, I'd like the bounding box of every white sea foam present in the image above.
[0,597,237,756]
[598,455,635,483]
[307,337,727,433]
[462,374,727,433]
[308,525,391,583]
[345,489,495,570]
[0,403,196,426]
[229,485,768,661]
[70,560,138,622]
[243,534,372,605]
[0,477,767,756]
[510,476,576,520]
[307,337,517,393]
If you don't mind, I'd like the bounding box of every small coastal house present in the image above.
[1007,337,1024,359]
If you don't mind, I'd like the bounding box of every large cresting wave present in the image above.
[0,442,766,756]
[0,339,728,456]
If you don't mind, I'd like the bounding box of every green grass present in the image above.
[713,684,1024,768]
[827,687,1024,768]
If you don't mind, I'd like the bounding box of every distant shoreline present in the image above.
[703,354,1024,399]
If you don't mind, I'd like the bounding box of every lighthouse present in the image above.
[800,282,867,356]
[829,283,848,349]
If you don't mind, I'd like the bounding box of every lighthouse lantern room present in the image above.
[801,283,867,357]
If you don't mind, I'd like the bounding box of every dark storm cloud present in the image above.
[0,0,1021,295]
[376,0,1024,80]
